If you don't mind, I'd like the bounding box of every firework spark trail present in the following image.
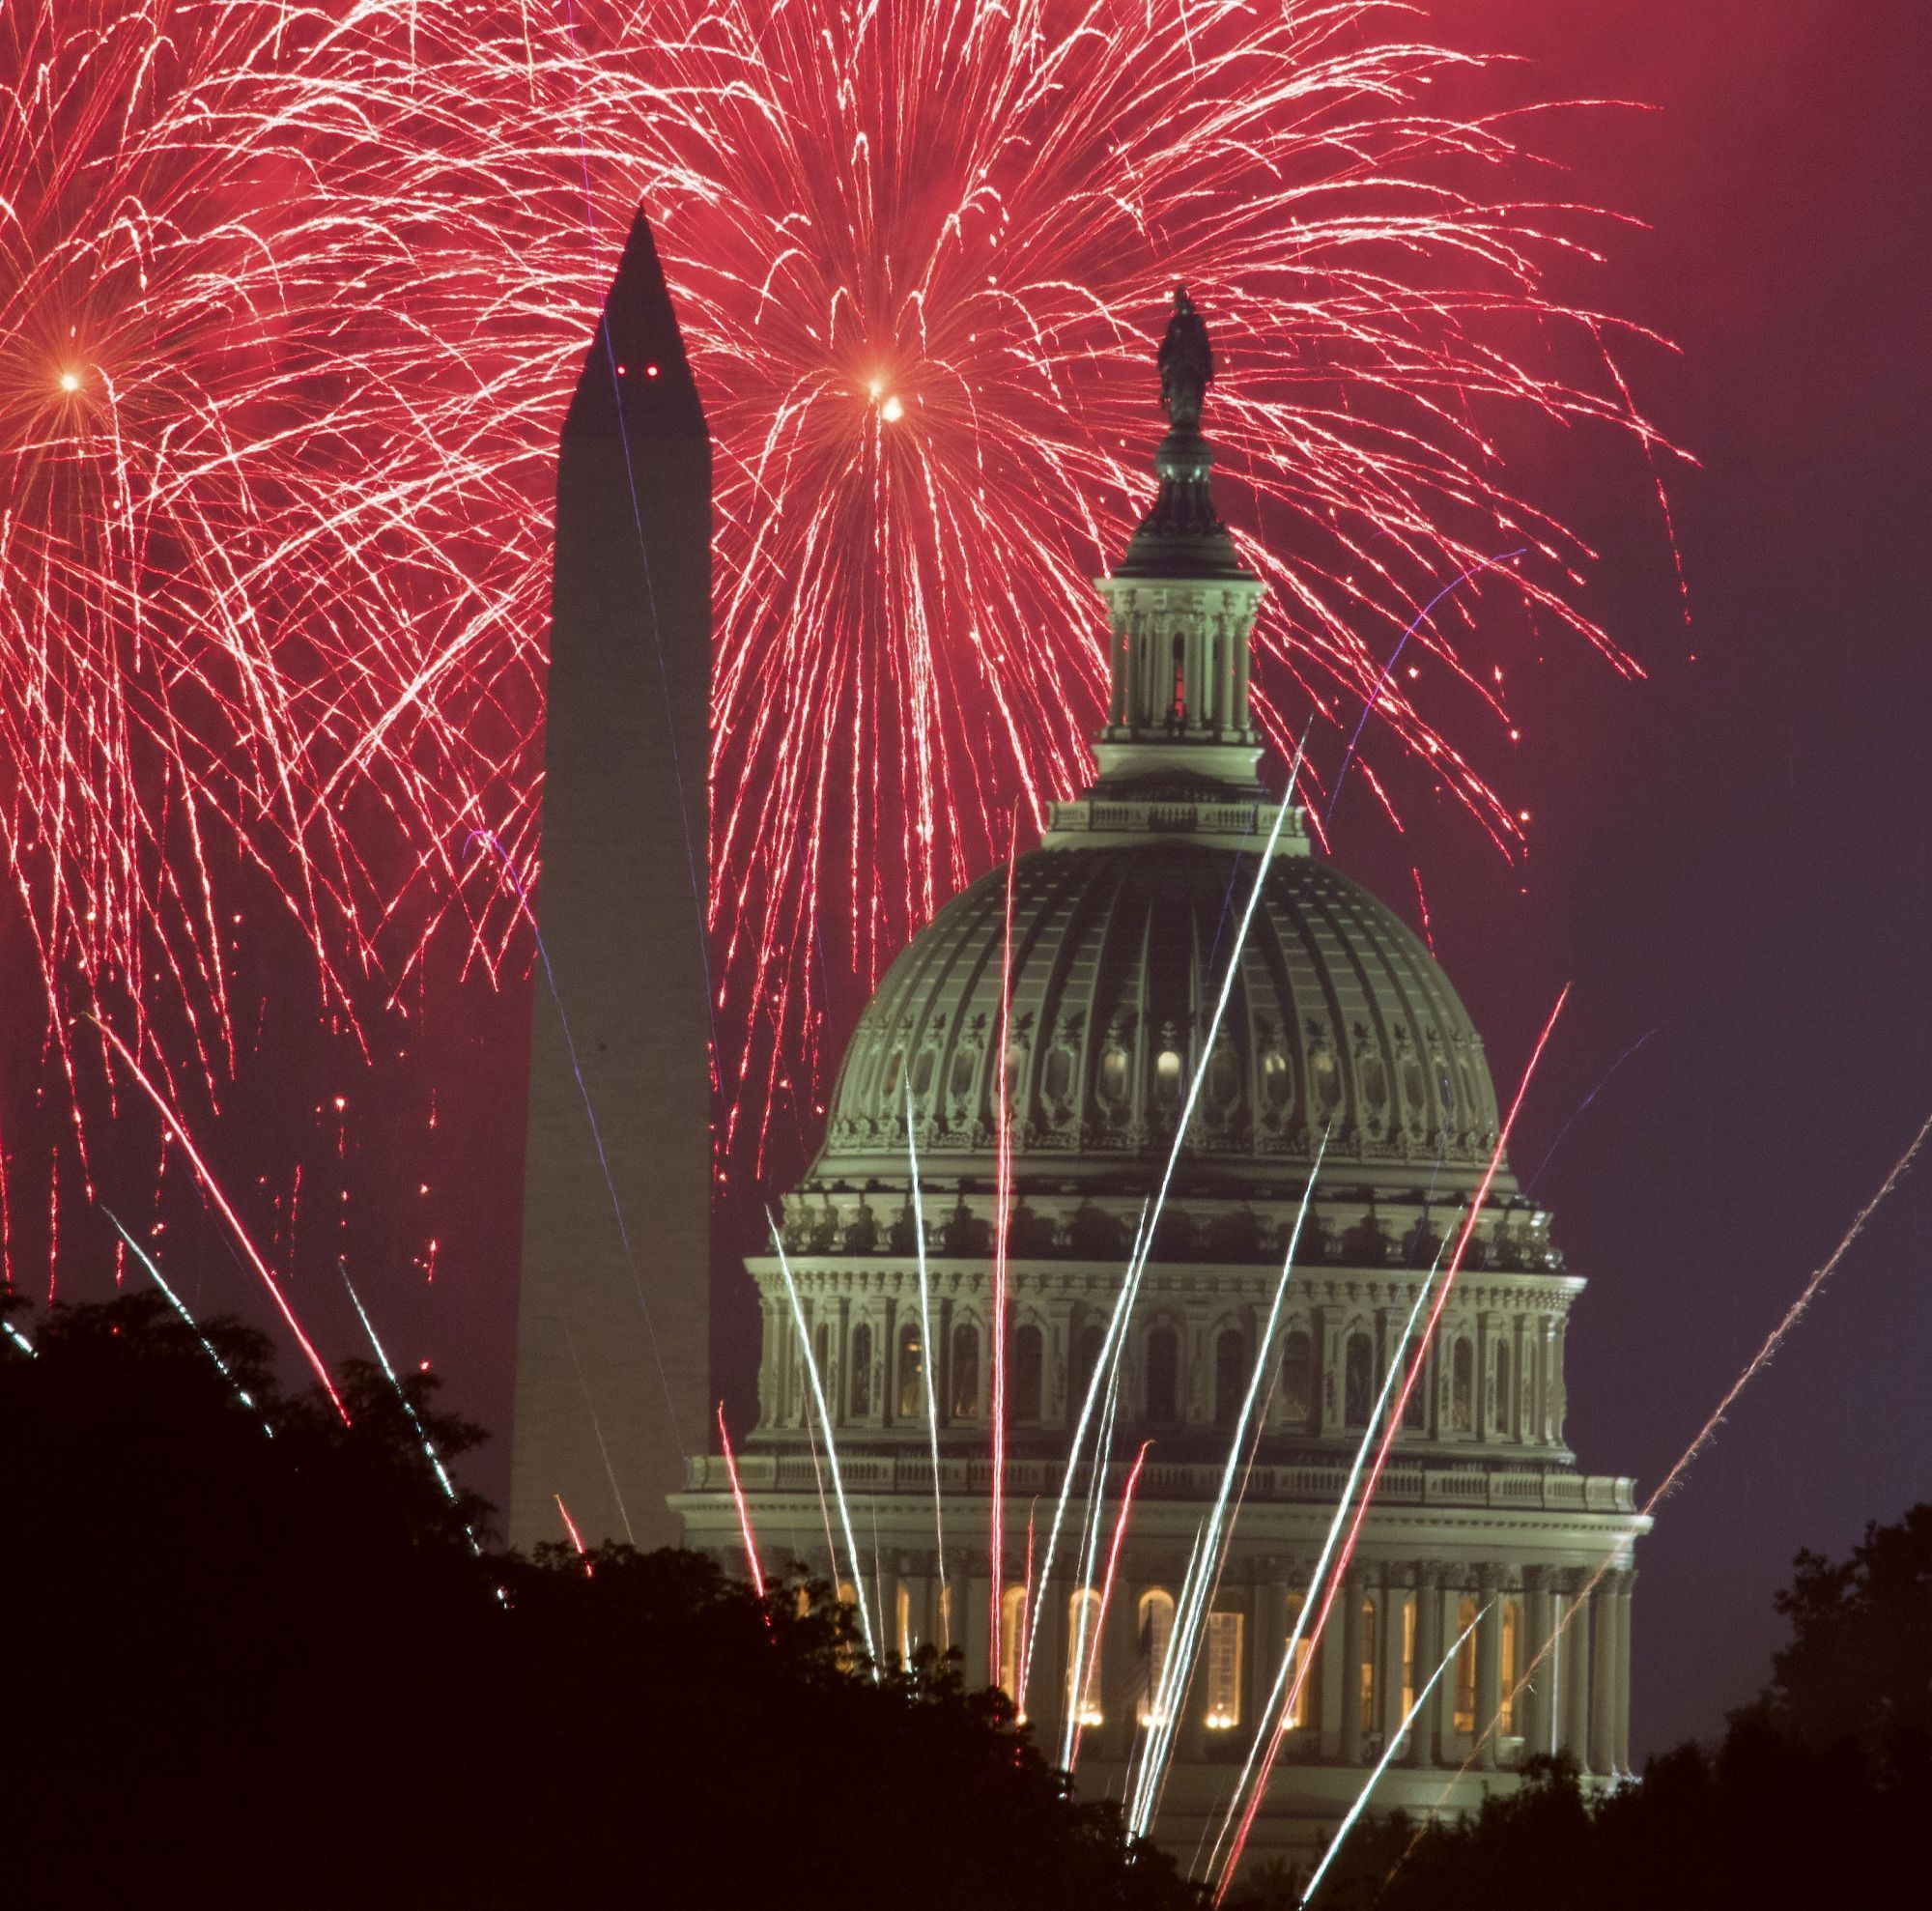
[104,1207,271,1435]
[1061,1366,1125,1768]
[93,1018,346,1421]
[771,1215,878,1669]
[905,1079,946,1610]
[1125,1131,1330,1832]
[1301,1606,1488,1907]
[1067,1438,1152,1775]
[3,0,1671,1288]
[554,1494,595,1576]
[563,1319,637,1546]
[716,1401,767,1599]
[1214,987,1570,1894]
[1323,550,1529,831]
[1021,738,1308,1712]
[2,1321,35,1357]
[1197,1235,1453,1880]
[1520,1027,1659,1197]
[989,809,1019,1685]
[340,1264,480,1554]
[1387,1100,1932,1871]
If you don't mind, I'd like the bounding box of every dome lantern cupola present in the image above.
[1092,288,1266,795]
[1046,290,1289,851]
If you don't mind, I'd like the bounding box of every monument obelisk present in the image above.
[510,209,711,1551]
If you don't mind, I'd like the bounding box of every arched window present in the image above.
[1153,1046,1182,1108]
[998,1584,1028,1707]
[895,1582,914,1667]
[1451,1337,1475,1433]
[1213,1326,1247,1426]
[1070,1322,1106,1415]
[849,1323,873,1417]
[1492,1341,1512,1435]
[1283,1591,1314,1729]
[1359,1595,1378,1733]
[1208,1041,1240,1109]
[950,1045,978,1100]
[1401,1593,1417,1716]
[1098,1045,1130,1109]
[1280,1328,1315,1430]
[880,1048,905,1102]
[1041,1045,1075,1107]
[1009,1323,1044,1424]
[1170,632,1186,725]
[1128,1584,1175,1731]
[812,1321,832,1413]
[1454,1594,1478,1732]
[1145,1325,1180,1425]
[1402,1341,1427,1429]
[1261,1047,1293,1115]
[1003,1041,1025,1105]
[1500,1597,1521,1733]
[1066,1588,1104,1726]
[937,1581,952,1656]
[1206,1609,1244,1730]
[896,1322,924,1420]
[1137,1589,1176,1726]
[1312,1048,1342,1118]
[1344,1331,1374,1428]
[950,1324,980,1420]
[911,1049,937,1098]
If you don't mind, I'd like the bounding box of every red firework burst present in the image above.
[0,0,1671,1302]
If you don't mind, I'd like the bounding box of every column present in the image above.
[1561,1576,1592,1773]
[1318,1587,1347,1759]
[1256,1565,1290,1745]
[1406,1567,1443,1768]
[1474,1312,1492,1445]
[1609,1569,1635,1776]
[1473,1570,1502,1771]
[964,1562,992,1696]
[1107,616,1125,725]
[1590,1573,1617,1776]
[1102,1574,1143,1758]
[1339,1572,1366,1766]
[1522,1568,1557,1762]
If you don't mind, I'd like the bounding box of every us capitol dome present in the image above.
[678,293,1645,1870]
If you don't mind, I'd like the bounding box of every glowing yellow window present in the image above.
[1206,1610,1244,1730]
[1066,1588,1104,1726]
[1454,1595,1478,1732]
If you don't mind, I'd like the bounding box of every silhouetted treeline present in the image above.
[0,1294,1191,1910]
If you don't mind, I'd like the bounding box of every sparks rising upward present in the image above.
[2,1,1669,1286]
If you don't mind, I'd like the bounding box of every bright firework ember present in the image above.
[1,2,1668,1300]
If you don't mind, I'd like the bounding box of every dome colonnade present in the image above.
[674,292,1644,1868]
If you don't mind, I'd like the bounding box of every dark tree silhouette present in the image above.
[0,1293,1195,1911]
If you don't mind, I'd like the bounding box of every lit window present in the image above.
[896,1323,923,1419]
[1500,1597,1520,1733]
[950,1325,980,1419]
[1067,1588,1104,1726]
[1098,1045,1130,1108]
[1137,1588,1176,1726]
[1283,1593,1313,1729]
[1454,1595,1478,1732]
[837,1582,860,1674]
[1206,1610,1245,1729]
[937,1581,952,1656]
[1154,1047,1182,1106]
[1312,1048,1342,1117]
[1359,1596,1378,1733]
[1401,1594,1417,1717]
[896,1582,914,1666]
[1003,1041,1025,1104]
[1261,1047,1292,1114]
[999,1584,1028,1711]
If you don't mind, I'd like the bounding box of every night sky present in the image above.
[14,1,1929,1768]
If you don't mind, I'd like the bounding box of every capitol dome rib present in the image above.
[820,833,1504,1195]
